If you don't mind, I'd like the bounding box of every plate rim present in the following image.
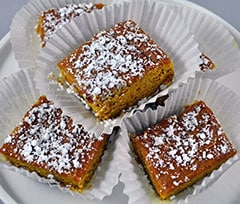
[1,0,240,203]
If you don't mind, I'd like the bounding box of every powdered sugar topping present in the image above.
[38,3,102,46]
[60,20,167,100]
[2,96,105,174]
[134,101,236,187]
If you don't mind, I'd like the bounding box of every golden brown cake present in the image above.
[0,95,110,192]
[36,3,105,47]
[58,20,174,120]
[199,53,215,71]
[131,100,236,199]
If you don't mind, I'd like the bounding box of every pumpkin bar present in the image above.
[58,20,174,120]
[131,100,236,199]
[36,3,105,47]
[0,95,110,192]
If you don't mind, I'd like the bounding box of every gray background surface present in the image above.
[0,0,239,39]
[0,0,240,204]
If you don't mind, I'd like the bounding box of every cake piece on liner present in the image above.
[0,95,110,192]
[58,20,174,120]
[36,3,105,47]
[131,100,237,199]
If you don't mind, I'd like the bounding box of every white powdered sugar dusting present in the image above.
[1,96,104,174]
[39,3,102,46]
[61,20,167,100]
[134,101,236,187]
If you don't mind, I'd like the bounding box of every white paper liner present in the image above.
[127,0,240,79]
[35,0,202,134]
[10,0,118,69]
[119,77,240,204]
[171,5,240,79]
[0,69,120,201]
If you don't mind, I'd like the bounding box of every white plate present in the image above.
[1,0,240,204]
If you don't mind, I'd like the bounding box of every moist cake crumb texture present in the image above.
[64,20,168,100]
[131,101,236,199]
[37,3,104,47]
[0,96,105,175]
[58,20,174,120]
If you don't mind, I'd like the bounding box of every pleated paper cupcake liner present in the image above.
[129,0,240,79]
[171,4,240,79]
[119,76,240,204]
[0,68,120,201]
[35,0,202,134]
[10,0,118,69]
[0,69,39,142]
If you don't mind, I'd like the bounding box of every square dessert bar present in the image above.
[131,100,237,199]
[36,3,105,47]
[0,95,110,192]
[58,20,174,120]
